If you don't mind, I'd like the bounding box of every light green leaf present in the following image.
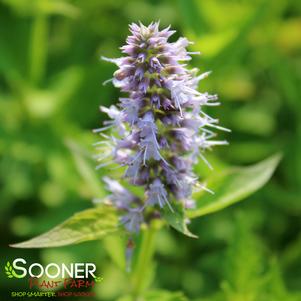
[5,261,10,272]
[118,290,188,301]
[143,290,188,301]
[163,203,198,238]
[66,139,106,198]
[209,0,269,69]
[93,276,104,283]
[10,205,119,248]
[188,154,281,218]
[103,235,126,270]
[2,0,79,18]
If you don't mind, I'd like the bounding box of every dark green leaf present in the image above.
[163,203,197,238]
[177,0,208,35]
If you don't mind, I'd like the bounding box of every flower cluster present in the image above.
[95,22,228,233]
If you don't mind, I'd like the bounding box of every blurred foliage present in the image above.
[0,0,301,300]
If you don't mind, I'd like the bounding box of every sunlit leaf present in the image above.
[209,0,269,68]
[188,154,281,218]
[2,0,79,18]
[10,205,119,248]
[21,67,83,118]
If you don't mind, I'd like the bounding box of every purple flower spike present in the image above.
[95,22,229,233]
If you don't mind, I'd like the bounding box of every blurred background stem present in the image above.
[131,222,158,299]
[29,13,48,85]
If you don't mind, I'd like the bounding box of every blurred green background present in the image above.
[0,0,301,300]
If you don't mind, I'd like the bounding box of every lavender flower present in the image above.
[147,178,173,211]
[120,208,144,233]
[103,177,136,209]
[95,22,229,233]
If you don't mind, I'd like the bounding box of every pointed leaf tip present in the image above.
[163,204,198,238]
[10,206,119,249]
[188,153,282,218]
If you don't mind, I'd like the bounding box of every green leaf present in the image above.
[103,235,126,270]
[177,0,208,35]
[221,213,264,299]
[66,139,106,199]
[118,290,188,301]
[163,203,198,238]
[209,0,269,69]
[143,290,188,301]
[188,154,281,218]
[10,205,119,248]
[1,0,79,18]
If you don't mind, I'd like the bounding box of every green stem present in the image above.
[29,13,48,85]
[131,222,158,299]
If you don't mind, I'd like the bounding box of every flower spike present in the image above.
[95,22,228,233]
